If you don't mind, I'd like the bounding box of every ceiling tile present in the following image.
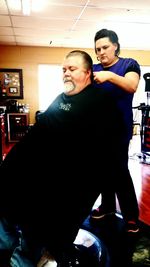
[0,0,150,49]
[11,16,77,30]
[0,26,14,35]
[0,35,16,43]
[0,0,8,14]
[0,15,11,26]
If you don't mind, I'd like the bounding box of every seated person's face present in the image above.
[62,55,91,95]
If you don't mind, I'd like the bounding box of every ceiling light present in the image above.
[22,0,31,16]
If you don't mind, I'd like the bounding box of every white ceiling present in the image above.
[1,0,150,50]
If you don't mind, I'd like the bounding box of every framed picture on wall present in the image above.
[0,68,23,99]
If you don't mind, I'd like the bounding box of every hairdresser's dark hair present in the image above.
[94,29,120,56]
[66,50,93,81]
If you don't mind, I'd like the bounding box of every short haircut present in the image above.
[66,50,93,71]
[65,50,93,81]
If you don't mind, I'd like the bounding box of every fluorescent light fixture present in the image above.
[7,0,21,11]
[32,0,45,12]
[22,0,31,16]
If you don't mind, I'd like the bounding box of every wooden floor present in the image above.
[138,163,150,226]
[129,134,150,226]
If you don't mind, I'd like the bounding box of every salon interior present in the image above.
[0,1,150,267]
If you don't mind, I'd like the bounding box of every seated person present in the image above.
[0,50,123,267]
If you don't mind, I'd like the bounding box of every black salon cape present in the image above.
[0,84,123,259]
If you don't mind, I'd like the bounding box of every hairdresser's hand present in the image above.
[93,71,113,83]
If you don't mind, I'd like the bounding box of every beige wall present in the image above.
[0,45,150,124]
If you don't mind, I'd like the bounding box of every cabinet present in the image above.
[7,113,29,142]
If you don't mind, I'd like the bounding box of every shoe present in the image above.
[126,221,139,233]
[90,206,115,219]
